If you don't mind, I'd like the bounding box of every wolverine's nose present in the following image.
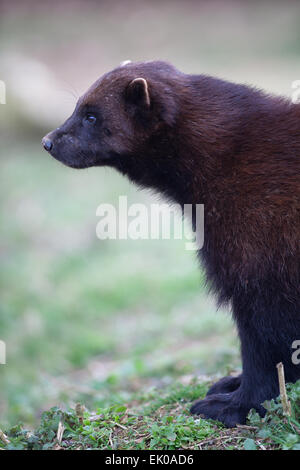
[42,137,53,152]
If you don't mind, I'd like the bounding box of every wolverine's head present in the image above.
[42,61,181,169]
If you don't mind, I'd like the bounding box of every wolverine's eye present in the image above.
[85,114,97,124]
[104,128,111,137]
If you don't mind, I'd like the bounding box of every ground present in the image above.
[1,379,300,450]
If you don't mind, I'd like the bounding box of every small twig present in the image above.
[257,441,267,450]
[276,362,292,416]
[89,414,104,422]
[108,430,113,448]
[236,424,258,431]
[290,421,300,434]
[113,422,127,430]
[0,429,10,445]
[75,403,85,425]
[197,432,241,448]
[57,421,65,444]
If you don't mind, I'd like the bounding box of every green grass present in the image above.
[244,381,300,450]
[1,380,216,450]
[2,380,299,450]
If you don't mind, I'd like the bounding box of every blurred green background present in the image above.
[0,0,300,427]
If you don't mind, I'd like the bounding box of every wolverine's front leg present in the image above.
[191,295,300,427]
[205,375,242,396]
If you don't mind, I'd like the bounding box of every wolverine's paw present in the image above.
[206,375,241,396]
[190,392,260,428]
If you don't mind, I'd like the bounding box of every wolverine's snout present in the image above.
[42,135,53,152]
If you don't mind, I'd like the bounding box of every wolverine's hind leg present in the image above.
[206,375,242,396]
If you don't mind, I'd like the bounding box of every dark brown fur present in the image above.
[43,61,300,427]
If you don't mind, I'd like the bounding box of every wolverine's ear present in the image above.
[126,77,151,108]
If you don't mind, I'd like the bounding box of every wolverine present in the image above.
[42,60,300,427]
